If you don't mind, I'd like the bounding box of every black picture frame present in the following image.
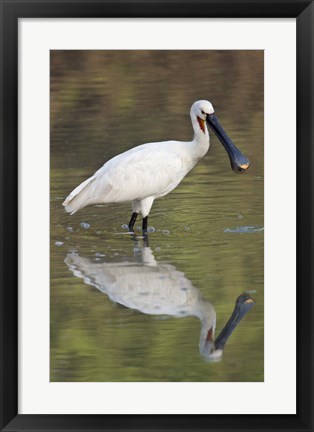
[0,1,313,431]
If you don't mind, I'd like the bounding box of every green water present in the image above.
[50,50,264,382]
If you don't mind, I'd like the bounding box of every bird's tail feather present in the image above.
[62,175,97,214]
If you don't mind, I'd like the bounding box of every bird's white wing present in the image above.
[87,142,190,200]
[63,141,191,213]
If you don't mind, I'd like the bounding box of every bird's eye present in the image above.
[201,110,205,114]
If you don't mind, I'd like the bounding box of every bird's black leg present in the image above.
[142,216,148,233]
[128,212,138,232]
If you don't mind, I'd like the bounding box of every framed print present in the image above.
[0,1,313,431]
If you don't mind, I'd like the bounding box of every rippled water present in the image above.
[50,50,264,382]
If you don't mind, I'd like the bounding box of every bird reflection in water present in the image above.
[65,247,255,361]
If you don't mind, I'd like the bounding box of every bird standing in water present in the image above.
[63,100,250,232]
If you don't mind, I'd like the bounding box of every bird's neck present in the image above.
[191,114,210,143]
[187,115,210,161]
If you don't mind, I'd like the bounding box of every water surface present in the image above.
[50,50,264,382]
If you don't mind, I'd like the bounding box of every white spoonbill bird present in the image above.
[63,100,250,232]
[65,247,255,361]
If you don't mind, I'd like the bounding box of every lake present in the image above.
[50,50,264,382]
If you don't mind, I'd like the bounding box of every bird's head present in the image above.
[191,99,250,173]
[190,100,214,134]
[191,100,215,119]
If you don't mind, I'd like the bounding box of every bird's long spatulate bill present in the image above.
[206,114,250,173]
[214,293,255,350]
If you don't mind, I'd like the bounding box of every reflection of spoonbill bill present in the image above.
[65,248,254,361]
[63,100,250,232]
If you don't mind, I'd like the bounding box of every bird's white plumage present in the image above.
[63,100,214,216]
